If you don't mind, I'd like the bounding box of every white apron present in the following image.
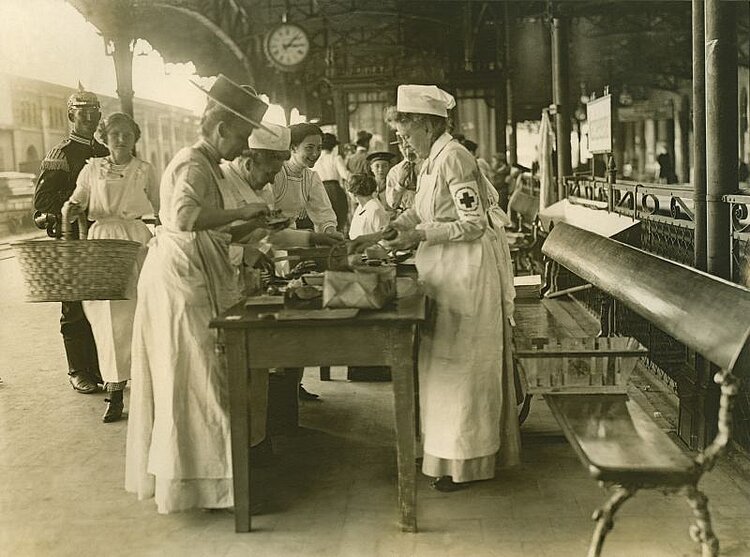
[78,158,153,384]
[414,153,520,466]
[126,153,240,513]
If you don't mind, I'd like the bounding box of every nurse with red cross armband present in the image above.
[349,84,520,493]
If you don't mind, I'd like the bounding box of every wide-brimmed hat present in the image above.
[247,123,290,151]
[366,151,396,164]
[191,74,274,134]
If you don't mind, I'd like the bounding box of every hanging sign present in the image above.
[586,94,612,154]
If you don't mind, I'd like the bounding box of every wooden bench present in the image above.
[537,222,750,557]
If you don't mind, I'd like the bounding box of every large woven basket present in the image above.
[12,214,142,302]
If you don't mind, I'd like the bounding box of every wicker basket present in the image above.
[11,213,142,302]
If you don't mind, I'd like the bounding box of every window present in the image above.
[26,145,39,162]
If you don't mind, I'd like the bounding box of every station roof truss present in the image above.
[67,0,749,120]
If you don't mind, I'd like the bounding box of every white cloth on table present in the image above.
[70,156,157,384]
[126,140,244,514]
[393,132,520,480]
[348,198,389,240]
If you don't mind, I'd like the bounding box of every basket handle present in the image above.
[61,203,88,240]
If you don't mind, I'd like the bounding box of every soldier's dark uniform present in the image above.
[33,92,108,391]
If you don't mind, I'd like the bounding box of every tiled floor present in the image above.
[2,251,750,557]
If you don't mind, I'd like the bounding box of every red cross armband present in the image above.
[448,180,483,220]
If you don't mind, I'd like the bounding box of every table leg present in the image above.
[389,329,418,533]
[224,329,252,532]
[320,366,331,381]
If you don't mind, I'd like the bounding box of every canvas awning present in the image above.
[539,199,640,244]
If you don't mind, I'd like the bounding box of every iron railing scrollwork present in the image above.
[551,177,750,451]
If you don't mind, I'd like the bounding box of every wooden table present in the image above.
[210,292,427,533]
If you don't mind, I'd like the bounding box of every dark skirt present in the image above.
[322,180,350,233]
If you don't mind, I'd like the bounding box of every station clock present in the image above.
[264,23,311,71]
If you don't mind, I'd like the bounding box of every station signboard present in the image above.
[587,94,612,154]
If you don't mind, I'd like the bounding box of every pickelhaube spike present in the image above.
[67,82,101,111]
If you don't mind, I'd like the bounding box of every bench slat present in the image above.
[514,297,599,340]
[545,393,697,486]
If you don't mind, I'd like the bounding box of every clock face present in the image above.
[265,24,310,69]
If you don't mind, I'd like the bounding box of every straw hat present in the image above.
[191,74,274,134]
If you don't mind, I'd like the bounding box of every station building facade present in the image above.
[0,73,200,178]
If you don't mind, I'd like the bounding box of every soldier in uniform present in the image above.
[33,85,108,394]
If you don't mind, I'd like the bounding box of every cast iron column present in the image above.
[504,3,517,165]
[111,35,135,117]
[693,0,707,271]
[495,21,507,157]
[705,0,737,279]
[552,16,572,201]
[333,88,350,145]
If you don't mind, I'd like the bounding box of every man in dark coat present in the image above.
[33,85,108,394]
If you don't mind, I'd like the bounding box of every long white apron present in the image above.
[79,159,153,384]
[414,169,520,466]
[125,166,238,513]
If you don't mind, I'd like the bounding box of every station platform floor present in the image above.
[2,247,750,557]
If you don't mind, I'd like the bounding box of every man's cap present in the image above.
[366,151,396,164]
[247,123,290,151]
[191,74,275,134]
[67,83,100,111]
[397,85,456,117]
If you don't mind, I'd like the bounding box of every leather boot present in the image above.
[103,390,124,423]
[68,371,99,394]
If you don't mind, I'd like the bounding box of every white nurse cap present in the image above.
[396,85,456,117]
[247,122,291,151]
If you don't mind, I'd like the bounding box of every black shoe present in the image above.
[429,476,466,493]
[298,385,320,401]
[102,390,124,423]
[68,371,99,394]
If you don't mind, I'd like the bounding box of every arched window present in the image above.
[26,145,39,162]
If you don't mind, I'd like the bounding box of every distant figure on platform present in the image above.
[739,160,749,185]
[63,112,159,422]
[33,84,108,395]
[491,153,511,211]
[348,173,389,240]
[366,151,397,210]
[460,138,494,182]
[345,130,372,175]
[656,143,678,184]
[312,132,351,233]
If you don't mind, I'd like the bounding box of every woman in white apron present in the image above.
[353,85,520,491]
[125,77,271,514]
[64,112,158,423]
